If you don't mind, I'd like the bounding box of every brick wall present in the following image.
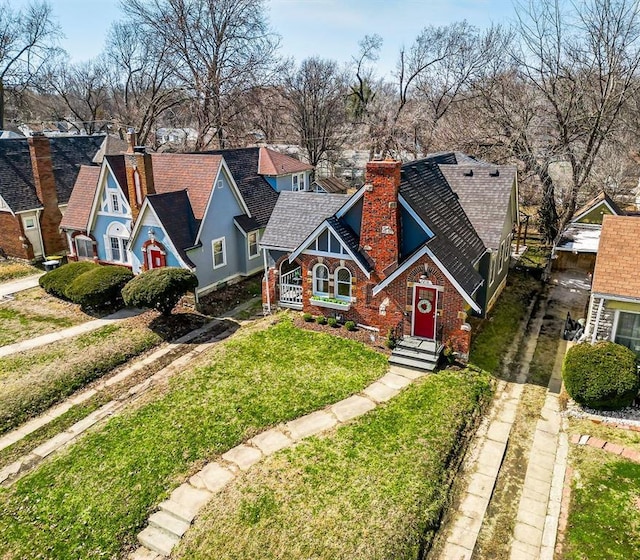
[28,135,66,255]
[360,160,401,275]
[124,131,155,222]
[0,213,33,260]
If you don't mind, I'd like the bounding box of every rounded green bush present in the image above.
[122,267,198,315]
[315,315,327,325]
[66,265,134,310]
[327,317,339,328]
[345,321,356,331]
[302,312,314,322]
[39,261,99,300]
[563,341,639,410]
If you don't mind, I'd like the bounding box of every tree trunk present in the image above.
[0,79,4,131]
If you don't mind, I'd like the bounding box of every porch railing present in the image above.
[279,267,303,307]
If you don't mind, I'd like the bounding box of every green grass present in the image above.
[564,447,640,559]
[469,271,541,374]
[0,319,388,559]
[174,368,493,560]
[0,307,76,347]
[0,261,40,282]
[0,324,162,435]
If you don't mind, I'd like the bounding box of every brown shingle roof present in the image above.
[150,154,222,220]
[258,147,312,176]
[60,165,101,231]
[592,215,640,298]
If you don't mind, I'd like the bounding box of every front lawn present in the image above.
[0,318,388,559]
[175,368,492,560]
[0,323,162,435]
[564,444,640,559]
[0,261,41,282]
[0,288,90,347]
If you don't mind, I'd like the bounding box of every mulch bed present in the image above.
[292,315,391,355]
[197,275,262,316]
[124,307,211,341]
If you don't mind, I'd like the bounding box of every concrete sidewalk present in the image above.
[0,273,44,298]
[0,307,143,358]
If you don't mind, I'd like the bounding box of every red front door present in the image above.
[413,286,437,339]
[147,247,165,270]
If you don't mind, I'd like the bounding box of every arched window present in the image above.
[313,264,329,296]
[335,267,352,301]
[105,222,129,264]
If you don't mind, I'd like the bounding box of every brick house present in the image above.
[261,154,518,369]
[585,215,640,356]
[0,133,115,260]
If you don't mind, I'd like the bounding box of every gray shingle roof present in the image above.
[400,160,486,296]
[326,216,372,272]
[260,192,349,250]
[439,164,516,249]
[234,214,261,233]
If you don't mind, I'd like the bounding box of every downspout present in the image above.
[591,297,605,344]
[263,247,271,314]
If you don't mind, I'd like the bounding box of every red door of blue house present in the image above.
[147,247,165,270]
[413,285,437,339]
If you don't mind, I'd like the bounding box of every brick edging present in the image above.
[569,433,640,462]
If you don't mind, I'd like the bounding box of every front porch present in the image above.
[389,336,444,372]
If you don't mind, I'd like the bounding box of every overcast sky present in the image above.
[12,0,516,78]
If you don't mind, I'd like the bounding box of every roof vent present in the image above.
[490,169,500,177]
[463,169,473,177]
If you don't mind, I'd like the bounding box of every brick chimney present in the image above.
[124,129,155,222]
[27,134,66,255]
[360,159,402,276]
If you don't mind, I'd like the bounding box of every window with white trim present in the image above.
[313,264,330,296]
[75,236,93,260]
[212,237,226,269]
[292,173,305,192]
[335,267,352,301]
[248,231,259,259]
[105,222,129,263]
[614,311,640,355]
[489,252,497,285]
[23,216,36,230]
[110,193,120,213]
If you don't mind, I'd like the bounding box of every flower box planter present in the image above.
[310,297,351,311]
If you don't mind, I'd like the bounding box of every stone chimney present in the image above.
[360,159,402,276]
[27,133,66,255]
[124,129,155,222]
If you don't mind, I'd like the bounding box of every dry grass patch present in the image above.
[0,288,91,347]
[0,261,40,282]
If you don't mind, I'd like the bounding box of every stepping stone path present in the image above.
[129,364,428,559]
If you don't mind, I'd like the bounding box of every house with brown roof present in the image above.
[61,133,316,296]
[585,215,640,355]
[260,153,518,370]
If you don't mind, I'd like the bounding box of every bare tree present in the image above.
[106,21,184,145]
[123,0,280,149]
[284,57,348,170]
[0,0,59,129]
[477,0,640,242]
[39,57,112,134]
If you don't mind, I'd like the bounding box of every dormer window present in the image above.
[111,193,120,213]
[292,173,305,192]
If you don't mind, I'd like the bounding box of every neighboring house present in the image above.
[310,176,349,194]
[0,133,110,260]
[61,135,313,297]
[261,153,518,369]
[585,215,640,356]
[553,191,623,273]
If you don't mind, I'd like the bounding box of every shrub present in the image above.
[316,315,327,325]
[327,317,339,328]
[384,328,396,350]
[39,261,99,299]
[563,341,639,410]
[345,321,356,331]
[66,265,134,310]
[122,267,198,315]
[302,312,314,322]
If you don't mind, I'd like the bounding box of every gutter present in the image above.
[263,247,271,314]
[591,297,605,344]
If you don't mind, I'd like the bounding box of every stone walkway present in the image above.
[129,365,424,559]
[0,307,144,358]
